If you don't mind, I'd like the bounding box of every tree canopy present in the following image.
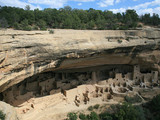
[0,5,160,30]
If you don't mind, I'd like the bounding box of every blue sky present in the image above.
[0,0,160,15]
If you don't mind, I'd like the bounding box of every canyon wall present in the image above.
[0,28,160,93]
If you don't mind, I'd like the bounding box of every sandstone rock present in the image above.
[0,29,160,92]
[0,101,19,120]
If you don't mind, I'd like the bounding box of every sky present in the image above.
[0,0,160,15]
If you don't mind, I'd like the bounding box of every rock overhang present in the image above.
[0,29,160,93]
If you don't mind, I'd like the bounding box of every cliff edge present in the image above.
[0,29,160,92]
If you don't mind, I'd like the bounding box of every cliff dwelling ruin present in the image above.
[1,64,159,108]
[0,29,160,120]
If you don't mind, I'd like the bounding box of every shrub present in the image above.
[23,26,32,31]
[93,104,100,109]
[49,29,54,34]
[0,110,5,120]
[147,94,160,112]
[124,95,142,103]
[12,34,15,39]
[79,113,87,120]
[145,94,160,120]
[13,22,22,30]
[126,37,129,41]
[33,25,39,30]
[88,106,94,111]
[67,112,77,120]
[87,112,99,120]
[117,39,122,43]
[137,24,142,28]
[114,102,145,120]
[99,112,113,120]
[40,27,47,31]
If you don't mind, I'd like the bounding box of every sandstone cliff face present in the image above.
[0,101,19,120]
[0,29,160,92]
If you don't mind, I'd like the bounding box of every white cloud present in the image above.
[129,0,160,15]
[0,0,95,9]
[73,0,95,2]
[0,0,41,10]
[110,0,160,16]
[78,3,82,6]
[129,0,160,10]
[28,0,67,8]
[110,8,126,13]
[28,0,95,8]
[115,0,121,4]
[97,0,114,7]
[0,0,159,16]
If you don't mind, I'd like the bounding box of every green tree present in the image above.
[67,113,77,120]
[0,17,8,28]
[25,5,30,11]
[21,19,31,31]
[63,17,72,29]
[37,19,47,30]
[87,112,99,120]
[114,102,145,120]
[123,9,139,28]
[87,20,95,29]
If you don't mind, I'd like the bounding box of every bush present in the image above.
[117,39,122,43]
[13,23,22,30]
[99,112,113,120]
[23,26,32,31]
[49,29,54,34]
[79,113,87,120]
[147,94,160,112]
[67,113,77,120]
[33,25,39,30]
[88,106,94,111]
[114,102,145,120]
[93,104,100,109]
[126,37,129,41]
[137,24,142,28]
[125,95,142,104]
[0,110,5,120]
[145,94,160,120]
[87,112,99,120]
[40,27,47,31]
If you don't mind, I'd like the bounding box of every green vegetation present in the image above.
[49,29,54,34]
[68,112,99,120]
[144,94,160,120]
[124,95,142,103]
[0,110,5,120]
[0,5,160,31]
[67,95,160,120]
[79,113,87,120]
[67,112,77,120]
[93,104,100,109]
[88,104,100,111]
[117,39,122,43]
[87,112,99,120]
[88,106,94,111]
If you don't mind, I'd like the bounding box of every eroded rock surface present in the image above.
[0,101,19,120]
[0,28,160,120]
[0,29,160,92]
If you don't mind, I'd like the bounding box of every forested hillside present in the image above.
[0,5,160,30]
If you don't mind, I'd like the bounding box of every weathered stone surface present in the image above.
[0,29,160,92]
[0,101,19,120]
